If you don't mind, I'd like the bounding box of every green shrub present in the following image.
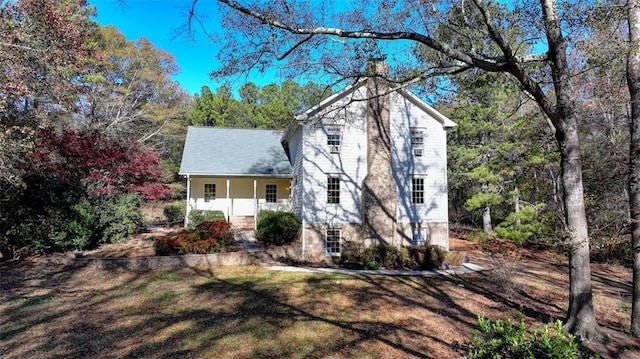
[256,210,300,246]
[68,197,94,250]
[187,210,225,229]
[93,193,145,245]
[495,203,550,244]
[163,202,185,225]
[365,244,409,269]
[423,245,448,269]
[405,245,449,270]
[341,242,409,269]
[406,246,426,269]
[467,315,588,359]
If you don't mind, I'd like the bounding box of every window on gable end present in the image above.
[411,128,424,157]
[327,132,341,153]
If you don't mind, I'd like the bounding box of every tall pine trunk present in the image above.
[627,0,640,336]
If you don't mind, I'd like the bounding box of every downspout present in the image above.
[185,175,191,228]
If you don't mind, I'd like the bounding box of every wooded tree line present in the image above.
[186,80,330,128]
[0,0,190,255]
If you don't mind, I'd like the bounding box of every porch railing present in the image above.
[257,201,292,213]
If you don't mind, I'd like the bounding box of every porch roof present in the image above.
[179,127,293,176]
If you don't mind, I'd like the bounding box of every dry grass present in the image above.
[1,237,638,359]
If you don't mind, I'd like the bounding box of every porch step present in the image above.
[229,216,255,230]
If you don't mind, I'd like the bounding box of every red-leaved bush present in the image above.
[155,220,236,255]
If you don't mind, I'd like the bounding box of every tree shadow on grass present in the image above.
[1,257,638,359]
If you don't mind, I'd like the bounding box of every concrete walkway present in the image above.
[236,230,486,276]
[266,263,485,276]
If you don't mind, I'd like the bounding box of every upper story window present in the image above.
[266,184,277,203]
[327,175,341,204]
[411,176,425,204]
[204,183,216,202]
[327,133,341,153]
[411,128,424,157]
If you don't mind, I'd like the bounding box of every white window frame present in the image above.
[327,133,341,153]
[412,227,426,245]
[411,128,424,157]
[411,176,425,204]
[327,175,340,204]
[325,228,342,256]
[266,184,277,203]
[204,183,216,203]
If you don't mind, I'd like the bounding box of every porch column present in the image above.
[226,178,230,219]
[253,179,258,230]
[185,175,191,228]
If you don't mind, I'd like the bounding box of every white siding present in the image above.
[389,93,449,223]
[301,87,368,225]
[288,126,305,217]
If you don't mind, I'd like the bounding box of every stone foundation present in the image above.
[302,221,449,261]
[396,222,449,250]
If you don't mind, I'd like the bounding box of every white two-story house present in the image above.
[281,61,456,261]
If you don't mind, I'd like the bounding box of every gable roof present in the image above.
[292,80,457,128]
[179,126,292,177]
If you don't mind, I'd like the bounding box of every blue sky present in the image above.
[91,0,267,96]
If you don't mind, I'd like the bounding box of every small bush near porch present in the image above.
[256,210,300,246]
[187,210,226,229]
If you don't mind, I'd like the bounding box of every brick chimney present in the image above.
[362,59,397,244]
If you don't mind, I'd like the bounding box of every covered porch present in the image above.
[185,175,292,229]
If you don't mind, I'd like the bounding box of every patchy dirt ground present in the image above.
[1,228,638,358]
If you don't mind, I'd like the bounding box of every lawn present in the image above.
[1,238,638,358]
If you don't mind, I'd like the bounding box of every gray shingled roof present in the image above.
[179,127,292,176]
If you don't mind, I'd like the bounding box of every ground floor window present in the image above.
[326,228,342,256]
[266,184,277,203]
[204,183,216,202]
[412,227,426,245]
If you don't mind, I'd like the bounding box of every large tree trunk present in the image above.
[627,0,640,337]
[558,123,599,339]
[541,0,600,340]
